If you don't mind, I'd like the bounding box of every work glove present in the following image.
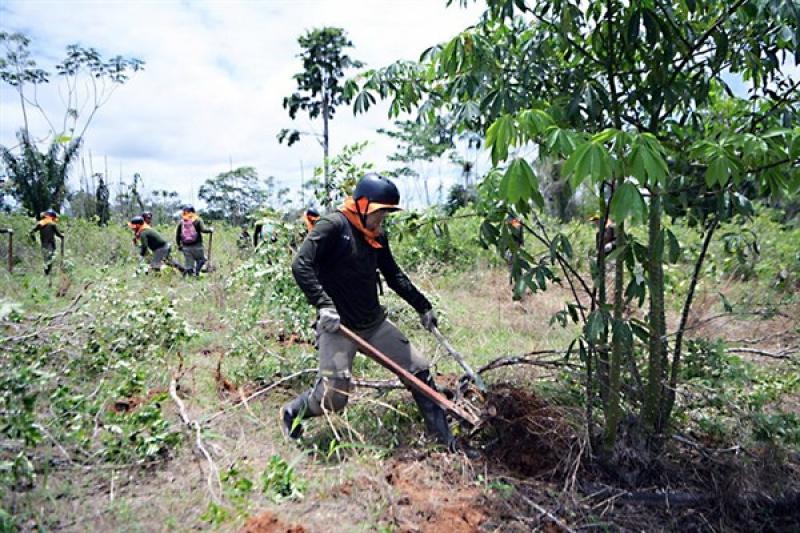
[419,308,438,332]
[318,307,341,333]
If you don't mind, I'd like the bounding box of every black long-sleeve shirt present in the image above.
[292,212,432,330]
[29,222,64,249]
[139,228,168,256]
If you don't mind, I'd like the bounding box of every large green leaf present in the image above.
[563,141,612,189]
[585,310,607,343]
[628,134,668,186]
[486,114,515,166]
[609,182,646,223]
[501,158,542,207]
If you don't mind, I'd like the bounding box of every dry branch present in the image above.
[201,368,316,425]
[727,346,798,361]
[477,350,573,375]
[169,375,221,503]
[519,494,576,533]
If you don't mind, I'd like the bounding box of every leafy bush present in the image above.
[0,280,193,493]
[680,338,800,449]
[261,454,306,502]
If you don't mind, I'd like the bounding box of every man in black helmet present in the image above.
[29,209,64,275]
[283,173,476,457]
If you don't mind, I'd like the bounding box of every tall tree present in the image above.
[0,32,143,215]
[278,27,363,208]
[198,167,267,225]
[350,0,799,460]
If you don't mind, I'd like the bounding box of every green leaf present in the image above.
[486,115,515,166]
[352,90,376,115]
[502,158,542,207]
[665,229,681,263]
[612,319,633,353]
[706,153,736,187]
[610,182,646,223]
[628,134,668,186]
[562,142,590,188]
[585,310,607,343]
[626,10,641,45]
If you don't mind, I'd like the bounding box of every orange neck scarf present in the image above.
[304,214,320,232]
[129,222,151,239]
[339,197,382,249]
[39,216,57,226]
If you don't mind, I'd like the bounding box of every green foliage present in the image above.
[226,220,316,381]
[0,281,192,492]
[347,0,800,450]
[199,167,270,226]
[388,207,494,272]
[261,454,306,502]
[0,132,81,216]
[310,141,374,206]
[680,338,800,449]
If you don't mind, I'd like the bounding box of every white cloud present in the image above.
[1,0,485,210]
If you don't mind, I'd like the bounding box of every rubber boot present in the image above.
[281,391,312,439]
[411,371,479,459]
[195,258,206,276]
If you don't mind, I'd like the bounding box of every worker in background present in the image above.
[176,204,213,276]
[29,210,64,276]
[129,215,183,272]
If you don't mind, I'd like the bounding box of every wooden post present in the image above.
[0,229,11,273]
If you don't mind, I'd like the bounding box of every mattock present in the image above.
[338,325,482,427]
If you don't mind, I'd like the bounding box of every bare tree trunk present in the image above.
[662,218,718,424]
[322,85,330,208]
[642,190,668,436]
[603,219,625,455]
[595,183,611,407]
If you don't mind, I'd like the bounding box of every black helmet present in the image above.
[305,207,320,218]
[142,211,153,219]
[181,204,195,213]
[353,173,401,213]
[44,209,58,218]
[130,215,145,225]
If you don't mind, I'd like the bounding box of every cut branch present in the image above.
[169,375,221,503]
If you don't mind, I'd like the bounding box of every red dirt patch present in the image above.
[240,511,306,533]
[109,388,166,413]
[485,385,585,479]
[385,458,487,533]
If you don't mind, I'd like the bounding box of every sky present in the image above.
[0,0,487,210]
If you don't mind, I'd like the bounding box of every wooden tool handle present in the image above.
[338,324,479,426]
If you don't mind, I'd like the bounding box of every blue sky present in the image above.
[0,0,486,209]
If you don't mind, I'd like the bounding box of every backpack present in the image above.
[181,218,199,244]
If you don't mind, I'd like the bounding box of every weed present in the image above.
[260,454,306,502]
